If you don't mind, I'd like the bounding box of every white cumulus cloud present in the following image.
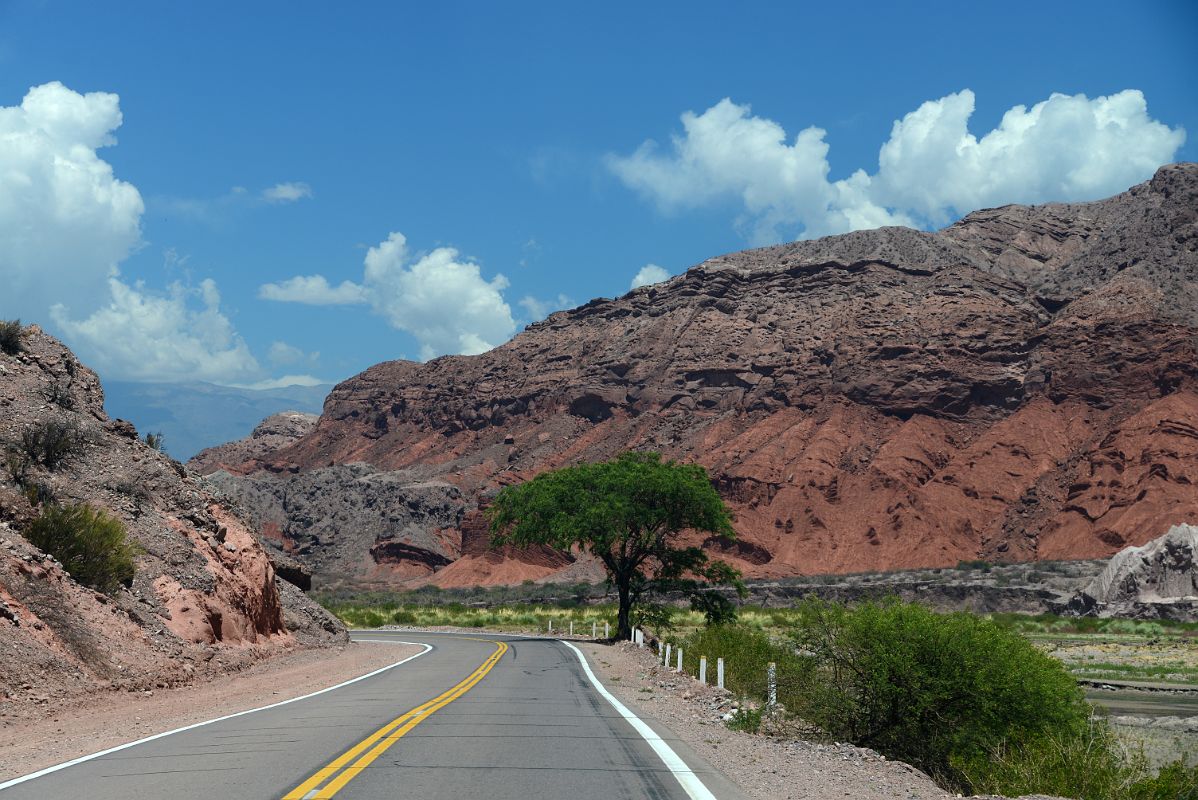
[518,293,573,321]
[51,277,260,384]
[630,264,671,289]
[0,81,144,320]
[258,274,367,305]
[267,340,319,367]
[608,89,1185,243]
[261,181,312,203]
[260,232,517,361]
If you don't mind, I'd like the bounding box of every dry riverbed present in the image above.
[0,640,420,780]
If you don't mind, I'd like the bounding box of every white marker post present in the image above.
[676,647,683,673]
[548,619,553,635]
[604,621,610,639]
[569,620,574,637]
[592,621,597,638]
[717,658,725,690]
[664,643,671,667]
[767,662,777,707]
[699,656,707,684]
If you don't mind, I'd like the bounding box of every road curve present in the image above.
[1,631,745,799]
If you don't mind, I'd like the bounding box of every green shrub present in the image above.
[21,419,85,471]
[391,610,418,625]
[791,599,1090,792]
[969,719,1198,800]
[25,503,139,594]
[0,319,23,355]
[143,432,165,452]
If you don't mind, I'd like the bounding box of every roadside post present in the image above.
[676,647,683,673]
[548,620,553,635]
[664,643,671,667]
[767,662,777,707]
[604,621,610,639]
[717,658,725,690]
[699,656,707,684]
[569,620,574,637]
[592,621,597,638]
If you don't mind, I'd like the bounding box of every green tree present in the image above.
[486,451,741,639]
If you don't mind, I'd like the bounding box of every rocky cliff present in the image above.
[198,164,1198,589]
[0,327,345,710]
[1068,523,1198,619]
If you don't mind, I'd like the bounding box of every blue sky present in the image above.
[1,0,1194,389]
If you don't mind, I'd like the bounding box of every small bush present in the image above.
[4,449,30,484]
[41,381,75,410]
[391,610,418,625]
[143,432,165,452]
[24,503,139,595]
[791,599,1090,792]
[0,319,23,355]
[21,419,85,471]
[22,481,56,507]
[725,707,762,733]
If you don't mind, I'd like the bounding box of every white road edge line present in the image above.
[561,640,718,800]
[0,640,432,792]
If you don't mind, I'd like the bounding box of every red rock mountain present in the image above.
[196,164,1198,589]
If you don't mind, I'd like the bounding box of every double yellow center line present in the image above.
[283,639,508,799]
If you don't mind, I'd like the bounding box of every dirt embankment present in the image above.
[0,326,346,720]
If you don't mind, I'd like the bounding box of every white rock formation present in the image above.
[1073,524,1198,618]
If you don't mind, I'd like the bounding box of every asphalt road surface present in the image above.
[1,631,745,799]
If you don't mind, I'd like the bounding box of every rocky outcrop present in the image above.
[189,411,318,474]
[203,463,464,589]
[1066,524,1198,620]
[0,328,345,709]
[195,164,1198,589]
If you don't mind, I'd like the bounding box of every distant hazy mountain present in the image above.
[103,380,333,461]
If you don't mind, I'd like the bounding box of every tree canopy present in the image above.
[486,451,742,638]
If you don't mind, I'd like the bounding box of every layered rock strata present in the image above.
[197,164,1198,589]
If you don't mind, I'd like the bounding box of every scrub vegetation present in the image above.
[24,502,139,595]
[320,589,1198,798]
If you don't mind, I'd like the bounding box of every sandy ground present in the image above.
[0,640,420,781]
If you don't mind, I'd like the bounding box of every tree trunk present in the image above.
[616,577,632,640]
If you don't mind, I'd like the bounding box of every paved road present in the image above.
[1,632,743,799]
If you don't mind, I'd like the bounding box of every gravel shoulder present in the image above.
[577,640,957,800]
[0,640,421,780]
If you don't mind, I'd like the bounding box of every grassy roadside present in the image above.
[319,590,1198,688]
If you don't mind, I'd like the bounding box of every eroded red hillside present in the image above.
[196,164,1198,588]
